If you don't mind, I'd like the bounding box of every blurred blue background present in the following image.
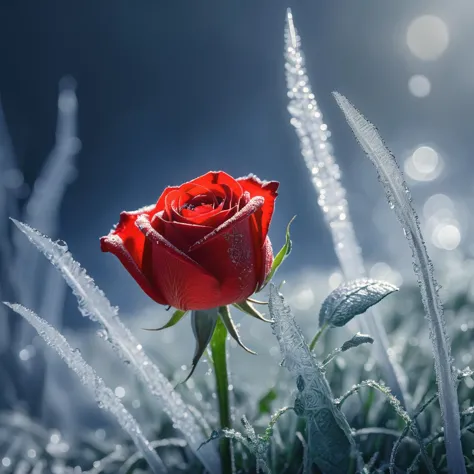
[1,1,474,467]
[2,1,474,324]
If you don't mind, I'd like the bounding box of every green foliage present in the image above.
[261,216,295,289]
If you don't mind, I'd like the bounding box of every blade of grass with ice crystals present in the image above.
[268,284,361,473]
[284,9,408,408]
[10,219,221,474]
[333,92,465,473]
[3,303,167,474]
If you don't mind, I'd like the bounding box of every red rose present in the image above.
[100,171,279,311]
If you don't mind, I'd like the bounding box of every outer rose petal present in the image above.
[237,175,279,245]
[136,214,222,310]
[102,205,156,267]
[100,234,167,305]
[188,196,265,305]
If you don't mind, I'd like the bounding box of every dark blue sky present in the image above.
[1,0,474,319]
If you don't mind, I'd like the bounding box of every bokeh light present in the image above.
[408,74,431,98]
[406,15,449,61]
[404,146,443,181]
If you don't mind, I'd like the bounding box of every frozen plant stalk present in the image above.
[269,284,361,473]
[11,219,220,474]
[4,303,167,474]
[334,92,465,473]
[284,9,407,407]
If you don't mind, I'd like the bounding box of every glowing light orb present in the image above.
[408,74,431,97]
[406,15,449,60]
[404,146,442,181]
[433,223,461,250]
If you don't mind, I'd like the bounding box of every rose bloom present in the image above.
[100,171,279,311]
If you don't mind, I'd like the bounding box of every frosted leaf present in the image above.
[10,219,220,474]
[340,333,374,352]
[4,303,167,474]
[268,284,361,473]
[333,91,465,473]
[319,279,398,327]
[284,9,407,407]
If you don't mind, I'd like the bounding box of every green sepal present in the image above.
[233,300,272,323]
[260,216,296,290]
[180,308,219,384]
[142,309,187,331]
[219,306,256,355]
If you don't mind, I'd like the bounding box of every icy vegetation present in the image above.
[284,9,408,408]
[4,303,167,474]
[334,92,465,473]
[1,11,474,474]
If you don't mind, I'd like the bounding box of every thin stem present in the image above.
[309,322,328,351]
[210,312,234,474]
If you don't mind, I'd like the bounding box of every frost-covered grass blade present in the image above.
[333,91,466,473]
[10,218,221,474]
[284,9,408,408]
[3,302,167,474]
[268,284,361,473]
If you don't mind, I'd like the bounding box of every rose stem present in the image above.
[210,310,234,474]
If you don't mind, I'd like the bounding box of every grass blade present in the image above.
[4,302,167,474]
[334,91,465,473]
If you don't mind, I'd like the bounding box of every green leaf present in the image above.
[261,216,296,290]
[319,278,398,328]
[180,308,218,384]
[142,309,187,331]
[219,306,256,355]
[257,388,278,415]
[233,300,272,323]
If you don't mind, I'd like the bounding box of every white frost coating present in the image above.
[4,303,167,474]
[11,219,221,474]
[284,9,407,407]
[268,285,361,473]
[333,92,465,474]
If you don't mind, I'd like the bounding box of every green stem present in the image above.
[210,311,234,474]
[309,322,328,351]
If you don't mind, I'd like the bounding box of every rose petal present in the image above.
[100,233,167,305]
[188,196,264,305]
[154,185,180,217]
[192,171,243,203]
[136,214,221,310]
[237,174,279,245]
[152,212,214,252]
[104,205,156,265]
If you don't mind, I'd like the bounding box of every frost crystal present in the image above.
[11,219,221,474]
[284,9,407,407]
[268,285,361,473]
[333,92,465,474]
[4,303,167,474]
